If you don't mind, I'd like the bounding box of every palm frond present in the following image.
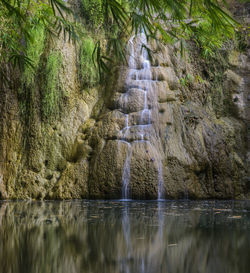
[9,53,34,70]
[50,0,72,19]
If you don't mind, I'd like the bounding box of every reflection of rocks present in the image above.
[0,201,249,273]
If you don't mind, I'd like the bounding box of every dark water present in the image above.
[0,200,250,273]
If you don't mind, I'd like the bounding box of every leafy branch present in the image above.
[0,0,75,73]
[90,0,240,79]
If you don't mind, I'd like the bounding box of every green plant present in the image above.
[0,0,74,85]
[180,73,194,87]
[79,38,98,87]
[89,0,240,78]
[81,0,104,28]
[22,25,46,86]
[194,74,206,84]
[17,25,46,121]
[235,29,249,52]
[42,51,63,120]
[0,0,241,87]
[191,18,235,58]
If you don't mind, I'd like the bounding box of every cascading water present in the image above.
[157,160,165,200]
[119,32,165,200]
[121,143,132,200]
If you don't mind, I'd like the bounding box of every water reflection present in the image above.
[0,200,250,273]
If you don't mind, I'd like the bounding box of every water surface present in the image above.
[0,200,249,273]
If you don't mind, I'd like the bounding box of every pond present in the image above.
[0,200,249,273]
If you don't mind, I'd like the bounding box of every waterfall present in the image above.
[121,143,132,200]
[157,160,165,200]
[119,32,165,200]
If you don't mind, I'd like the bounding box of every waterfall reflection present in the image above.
[0,200,250,273]
[121,203,132,273]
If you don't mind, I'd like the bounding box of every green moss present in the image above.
[79,37,98,88]
[42,51,63,120]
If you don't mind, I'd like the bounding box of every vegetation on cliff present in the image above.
[0,1,243,122]
[0,1,239,81]
[0,1,248,200]
[0,0,243,122]
[0,0,74,78]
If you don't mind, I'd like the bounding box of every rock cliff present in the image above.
[0,1,249,200]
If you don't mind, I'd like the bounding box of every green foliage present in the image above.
[180,73,194,87]
[81,0,104,28]
[180,73,205,88]
[17,25,46,121]
[88,0,240,78]
[190,18,235,58]
[0,0,241,87]
[0,0,74,75]
[79,38,98,87]
[194,74,206,84]
[22,26,46,86]
[0,0,76,123]
[42,51,63,120]
[235,29,249,52]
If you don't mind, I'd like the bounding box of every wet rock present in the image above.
[49,160,89,199]
[159,103,174,125]
[14,171,48,199]
[224,70,244,94]
[118,124,157,143]
[89,140,127,198]
[129,141,160,199]
[111,89,146,114]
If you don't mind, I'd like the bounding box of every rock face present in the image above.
[0,3,249,200]
[88,32,249,200]
[89,34,167,199]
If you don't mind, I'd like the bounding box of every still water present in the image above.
[0,200,250,273]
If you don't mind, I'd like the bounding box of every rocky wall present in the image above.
[0,2,249,200]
